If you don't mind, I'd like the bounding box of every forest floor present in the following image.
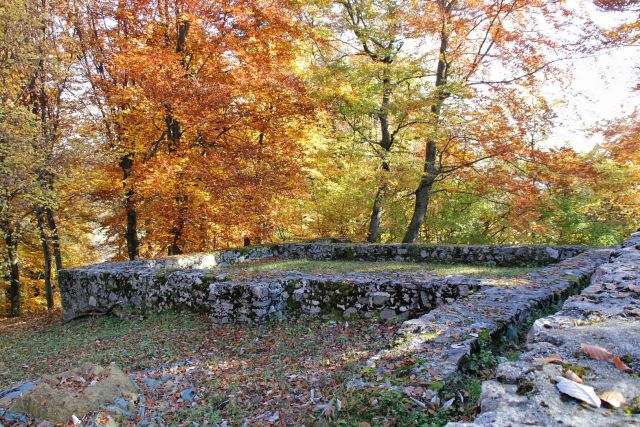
[0,260,535,425]
[219,258,538,278]
[0,309,487,426]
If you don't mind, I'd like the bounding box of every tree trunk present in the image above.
[36,207,54,309]
[367,180,389,243]
[367,71,393,243]
[168,241,182,255]
[403,141,438,243]
[367,161,392,243]
[119,154,139,260]
[168,220,184,255]
[4,228,21,317]
[403,26,449,243]
[125,198,138,260]
[45,207,63,273]
[403,176,435,243]
[367,187,384,243]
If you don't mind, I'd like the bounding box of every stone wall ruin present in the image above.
[59,242,586,324]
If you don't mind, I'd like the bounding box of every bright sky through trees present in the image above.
[546,0,639,151]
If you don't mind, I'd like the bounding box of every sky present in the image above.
[545,1,639,152]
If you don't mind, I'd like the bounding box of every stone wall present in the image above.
[76,242,586,272]
[450,231,640,427]
[360,247,612,389]
[59,241,586,324]
[60,265,480,324]
[275,243,585,266]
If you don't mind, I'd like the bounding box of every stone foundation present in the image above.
[59,241,586,324]
[449,231,640,427]
[60,266,480,324]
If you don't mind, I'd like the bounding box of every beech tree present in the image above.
[307,0,597,242]
[0,0,47,315]
[307,0,435,242]
[2,0,638,317]
[592,0,639,220]
[26,0,74,308]
[74,0,311,258]
[0,107,43,316]
[400,0,600,242]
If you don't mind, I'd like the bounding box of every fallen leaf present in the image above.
[599,390,626,408]
[580,343,613,361]
[442,397,455,409]
[555,376,601,407]
[534,354,564,366]
[403,386,415,396]
[613,357,632,373]
[563,370,583,384]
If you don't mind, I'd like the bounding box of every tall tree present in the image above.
[402,0,596,242]
[25,0,74,308]
[308,0,434,242]
[307,0,594,243]
[0,108,43,316]
[0,0,47,315]
[74,0,311,258]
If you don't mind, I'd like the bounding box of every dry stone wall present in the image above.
[70,242,586,272]
[449,231,640,427]
[360,247,612,389]
[274,243,585,266]
[59,242,586,324]
[60,266,480,324]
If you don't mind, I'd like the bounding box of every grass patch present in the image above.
[223,258,538,277]
[334,374,486,426]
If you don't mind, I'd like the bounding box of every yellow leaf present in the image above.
[599,390,626,408]
[534,354,564,366]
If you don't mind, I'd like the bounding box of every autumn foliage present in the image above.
[0,0,638,315]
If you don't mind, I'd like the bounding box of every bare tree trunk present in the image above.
[403,26,449,243]
[36,207,54,309]
[45,207,62,272]
[119,154,139,260]
[168,219,184,255]
[168,241,182,255]
[367,186,384,243]
[125,195,139,260]
[403,141,438,243]
[367,175,390,243]
[367,72,393,243]
[4,227,21,317]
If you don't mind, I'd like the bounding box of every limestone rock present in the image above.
[10,363,136,423]
[454,232,640,427]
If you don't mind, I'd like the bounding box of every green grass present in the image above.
[224,258,537,277]
[0,310,401,425]
[0,307,503,425]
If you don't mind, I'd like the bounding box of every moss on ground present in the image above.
[222,259,538,277]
